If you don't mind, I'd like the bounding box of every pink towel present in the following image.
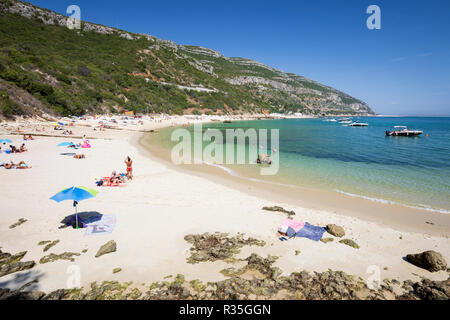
[281,219,305,233]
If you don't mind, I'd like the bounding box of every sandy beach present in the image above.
[0,115,449,298]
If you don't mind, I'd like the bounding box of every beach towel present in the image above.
[294,222,326,241]
[281,218,305,233]
[286,227,297,238]
[85,214,116,236]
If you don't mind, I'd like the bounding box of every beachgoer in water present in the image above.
[125,156,133,180]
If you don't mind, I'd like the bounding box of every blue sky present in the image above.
[27,0,450,116]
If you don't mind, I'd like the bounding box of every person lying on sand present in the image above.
[23,135,33,140]
[9,145,18,153]
[19,144,27,152]
[3,162,14,169]
[111,171,126,184]
[15,161,32,169]
[73,154,85,159]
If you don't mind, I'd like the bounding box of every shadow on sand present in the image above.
[0,269,45,292]
[59,211,103,229]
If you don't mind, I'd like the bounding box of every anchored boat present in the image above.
[349,121,369,127]
[385,126,423,136]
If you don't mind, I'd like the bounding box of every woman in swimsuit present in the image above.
[16,161,32,169]
[124,156,133,180]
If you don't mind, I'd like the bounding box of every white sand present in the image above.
[0,116,449,294]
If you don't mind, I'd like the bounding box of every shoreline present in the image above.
[138,127,450,238]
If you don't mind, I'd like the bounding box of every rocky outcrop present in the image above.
[398,277,450,300]
[1,252,448,300]
[339,239,360,249]
[184,233,265,264]
[406,251,447,272]
[95,240,117,258]
[326,224,345,237]
[9,218,27,229]
[262,206,295,217]
[39,252,80,264]
[225,76,323,95]
[0,249,35,277]
[38,240,60,252]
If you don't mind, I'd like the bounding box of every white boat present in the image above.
[386,126,423,136]
[323,118,337,122]
[349,121,368,127]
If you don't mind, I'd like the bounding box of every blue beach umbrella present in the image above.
[50,186,99,229]
[57,142,75,147]
[0,139,12,144]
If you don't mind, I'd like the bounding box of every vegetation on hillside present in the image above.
[0,1,374,118]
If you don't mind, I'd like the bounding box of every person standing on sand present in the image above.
[125,156,133,180]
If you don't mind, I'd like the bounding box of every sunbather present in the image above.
[112,170,126,183]
[19,144,27,152]
[15,161,32,169]
[74,154,86,159]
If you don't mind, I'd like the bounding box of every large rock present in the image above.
[95,240,117,258]
[397,277,450,300]
[183,233,265,264]
[0,250,35,277]
[339,239,359,249]
[326,224,345,237]
[0,261,36,277]
[406,251,447,272]
[39,252,80,264]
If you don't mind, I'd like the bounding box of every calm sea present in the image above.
[151,117,450,214]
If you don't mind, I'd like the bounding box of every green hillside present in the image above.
[0,0,375,118]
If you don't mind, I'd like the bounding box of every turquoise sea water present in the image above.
[154,117,450,213]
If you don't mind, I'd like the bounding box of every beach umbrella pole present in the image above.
[74,200,79,229]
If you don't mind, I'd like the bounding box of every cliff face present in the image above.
[0,0,375,117]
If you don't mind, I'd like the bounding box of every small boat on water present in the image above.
[349,121,368,127]
[385,126,423,136]
[323,118,337,122]
[339,120,353,124]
